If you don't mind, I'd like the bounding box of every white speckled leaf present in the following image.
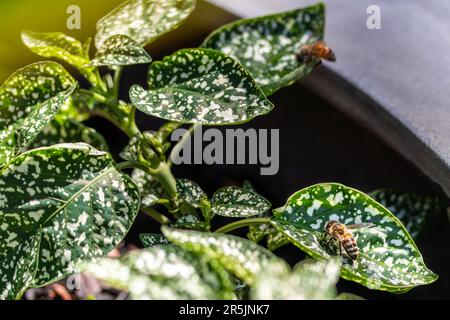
[162,227,288,285]
[176,178,208,208]
[0,143,140,299]
[266,231,289,251]
[131,169,168,207]
[270,183,438,293]
[251,258,340,300]
[212,186,271,217]
[0,62,77,166]
[95,0,196,48]
[139,233,170,247]
[202,4,325,96]
[129,49,273,125]
[370,189,446,239]
[85,246,235,299]
[26,117,109,151]
[171,215,209,231]
[21,31,90,69]
[91,35,152,67]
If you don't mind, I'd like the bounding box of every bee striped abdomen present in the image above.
[342,236,359,260]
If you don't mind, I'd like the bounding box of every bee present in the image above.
[322,220,373,261]
[296,41,336,64]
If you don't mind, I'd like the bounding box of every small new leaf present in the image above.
[95,0,196,48]
[130,48,273,125]
[203,4,325,95]
[139,233,171,247]
[212,186,271,217]
[131,169,168,207]
[91,35,152,67]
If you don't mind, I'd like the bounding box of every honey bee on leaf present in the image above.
[296,41,336,64]
[322,220,373,261]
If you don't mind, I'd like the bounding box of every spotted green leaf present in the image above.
[270,183,438,293]
[176,178,208,208]
[0,143,140,299]
[370,189,446,239]
[129,48,273,125]
[95,0,196,48]
[85,246,235,299]
[251,258,340,300]
[26,117,109,151]
[212,186,271,217]
[202,4,325,96]
[0,62,77,166]
[162,227,288,285]
[21,31,90,69]
[91,35,152,67]
[171,215,208,231]
[120,134,144,162]
[266,231,289,251]
[139,233,170,247]
[131,169,168,207]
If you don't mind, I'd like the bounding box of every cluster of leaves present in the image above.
[0,0,444,300]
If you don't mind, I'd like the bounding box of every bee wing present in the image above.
[346,223,374,230]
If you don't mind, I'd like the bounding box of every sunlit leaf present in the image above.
[130,48,273,125]
[91,35,152,67]
[0,143,140,299]
[203,4,325,95]
[162,227,288,285]
[85,246,235,299]
[0,62,77,166]
[270,183,438,293]
[21,31,89,69]
[95,0,196,48]
[251,258,340,300]
[212,186,271,217]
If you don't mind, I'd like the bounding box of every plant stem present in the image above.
[141,207,171,225]
[168,123,201,169]
[115,160,155,174]
[113,67,123,101]
[214,217,270,234]
[153,162,178,198]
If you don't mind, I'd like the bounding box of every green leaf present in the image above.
[171,215,209,231]
[370,189,446,239]
[129,48,273,125]
[202,4,325,96]
[266,230,289,251]
[162,227,288,285]
[0,62,77,166]
[247,223,272,243]
[176,178,208,208]
[95,0,196,48]
[85,246,235,299]
[270,183,438,292]
[91,35,152,67]
[251,258,340,300]
[131,169,168,207]
[21,31,90,69]
[0,143,140,299]
[212,186,271,217]
[26,117,109,151]
[139,233,170,247]
[120,134,144,162]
